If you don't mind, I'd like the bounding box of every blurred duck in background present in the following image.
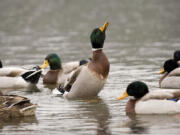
[159,50,180,88]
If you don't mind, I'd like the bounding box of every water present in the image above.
[0,0,180,134]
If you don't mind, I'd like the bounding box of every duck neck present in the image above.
[88,48,110,78]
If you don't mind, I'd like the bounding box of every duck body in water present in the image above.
[0,59,28,77]
[117,81,180,115]
[0,69,42,92]
[159,59,180,88]
[40,53,89,89]
[63,22,110,99]
[0,93,37,120]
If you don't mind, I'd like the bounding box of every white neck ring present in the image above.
[92,48,103,51]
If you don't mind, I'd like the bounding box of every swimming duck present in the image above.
[0,93,37,119]
[173,50,180,62]
[0,69,42,90]
[159,50,180,74]
[40,53,88,88]
[0,59,29,77]
[117,81,180,115]
[159,59,180,88]
[62,22,110,99]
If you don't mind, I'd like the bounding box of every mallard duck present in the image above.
[159,59,180,88]
[117,81,180,115]
[173,50,180,62]
[62,22,110,99]
[0,92,37,119]
[40,53,88,89]
[0,59,28,77]
[0,69,42,90]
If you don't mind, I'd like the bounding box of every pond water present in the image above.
[0,0,180,134]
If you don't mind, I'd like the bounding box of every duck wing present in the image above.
[63,66,83,91]
[141,88,180,101]
[0,95,37,117]
[168,68,180,76]
[62,62,80,74]
[0,95,30,108]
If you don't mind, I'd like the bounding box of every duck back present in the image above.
[0,76,28,89]
[135,99,180,114]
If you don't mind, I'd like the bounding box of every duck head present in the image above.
[40,53,62,70]
[174,50,180,62]
[0,60,2,68]
[117,81,149,100]
[90,21,109,49]
[159,59,178,74]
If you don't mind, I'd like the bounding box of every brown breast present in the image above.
[159,72,168,88]
[43,70,61,84]
[88,50,110,79]
[126,99,137,115]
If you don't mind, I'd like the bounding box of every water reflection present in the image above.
[125,114,148,134]
[0,116,38,132]
[125,114,180,134]
[78,98,111,135]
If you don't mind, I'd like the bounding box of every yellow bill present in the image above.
[40,60,49,69]
[117,91,129,100]
[159,68,165,74]
[99,21,109,32]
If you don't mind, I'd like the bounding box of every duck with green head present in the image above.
[159,51,180,88]
[62,22,110,99]
[117,81,180,115]
[40,53,88,88]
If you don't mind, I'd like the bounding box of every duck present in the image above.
[40,53,88,89]
[159,59,180,88]
[0,59,28,77]
[117,81,180,115]
[0,69,42,91]
[173,50,180,62]
[0,92,37,119]
[62,21,110,99]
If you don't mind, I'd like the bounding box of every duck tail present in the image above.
[21,69,42,84]
[79,59,89,66]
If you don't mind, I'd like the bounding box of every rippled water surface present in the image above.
[0,0,180,134]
